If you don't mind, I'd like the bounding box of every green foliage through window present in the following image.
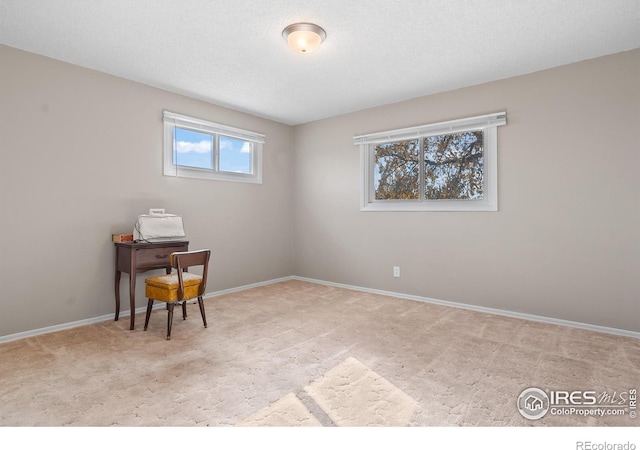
[374,140,420,199]
[425,131,483,200]
[374,131,484,201]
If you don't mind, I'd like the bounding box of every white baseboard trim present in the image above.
[203,276,295,300]
[2,274,637,343]
[291,276,640,340]
[0,276,295,344]
[0,303,168,344]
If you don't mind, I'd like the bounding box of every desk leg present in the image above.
[114,270,121,321]
[129,272,136,330]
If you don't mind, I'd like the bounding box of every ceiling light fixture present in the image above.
[282,23,326,54]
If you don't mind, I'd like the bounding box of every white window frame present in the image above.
[354,112,506,212]
[163,111,265,184]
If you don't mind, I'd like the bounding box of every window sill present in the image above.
[360,200,497,212]
[164,166,262,184]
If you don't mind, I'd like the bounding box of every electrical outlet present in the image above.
[393,266,400,278]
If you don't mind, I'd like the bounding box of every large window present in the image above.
[163,111,264,184]
[355,112,506,211]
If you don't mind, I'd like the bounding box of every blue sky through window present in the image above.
[219,135,252,174]
[174,127,252,174]
[174,128,213,169]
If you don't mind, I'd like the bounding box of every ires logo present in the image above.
[518,388,637,420]
[549,390,598,405]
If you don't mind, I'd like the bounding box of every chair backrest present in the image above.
[170,249,211,299]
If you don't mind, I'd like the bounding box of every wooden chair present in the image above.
[144,249,210,340]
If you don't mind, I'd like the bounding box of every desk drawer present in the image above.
[136,245,187,269]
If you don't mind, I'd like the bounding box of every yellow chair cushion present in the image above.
[145,272,202,302]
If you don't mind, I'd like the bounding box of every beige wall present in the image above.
[1,44,638,338]
[0,44,294,336]
[292,49,640,333]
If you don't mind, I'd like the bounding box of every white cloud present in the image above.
[220,138,252,153]
[176,140,211,153]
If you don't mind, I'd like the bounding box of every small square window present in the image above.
[174,127,213,170]
[219,135,253,174]
[424,131,484,200]
[374,140,420,200]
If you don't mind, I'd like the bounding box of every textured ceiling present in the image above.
[1,0,639,125]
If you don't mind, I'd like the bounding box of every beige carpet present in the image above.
[237,392,322,426]
[238,357,420,426]
[0,280,638,426]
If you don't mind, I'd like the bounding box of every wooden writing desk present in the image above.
[114,240,189,330]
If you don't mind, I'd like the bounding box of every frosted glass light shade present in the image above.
[282,23,326,54]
